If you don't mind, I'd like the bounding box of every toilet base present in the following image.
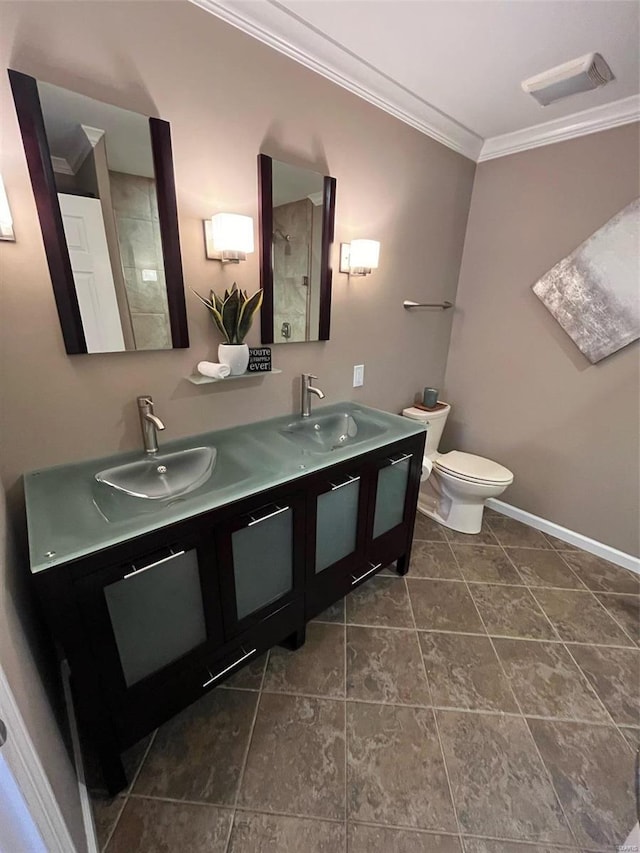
[417,497,485,535]
[417,469,510,534]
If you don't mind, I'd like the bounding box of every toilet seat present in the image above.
[434,451,513,486]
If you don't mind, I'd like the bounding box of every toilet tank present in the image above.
[402,403,451,459]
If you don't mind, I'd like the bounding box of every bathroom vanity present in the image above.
[24,403,425,794]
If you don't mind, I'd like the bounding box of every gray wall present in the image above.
[0,480,87,851]
[0,0,475,494]
[0,1,475,841]
[444,123,640,556]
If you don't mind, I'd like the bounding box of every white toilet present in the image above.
[402,402,514,534]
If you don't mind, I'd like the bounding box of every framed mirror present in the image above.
[9,70,189,354]
[258,154,336,343]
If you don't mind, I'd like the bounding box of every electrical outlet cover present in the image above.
[353,364,364,387]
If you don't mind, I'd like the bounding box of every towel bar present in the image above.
[403,300,453,310]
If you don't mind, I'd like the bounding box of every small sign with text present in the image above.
[248,347,272,372]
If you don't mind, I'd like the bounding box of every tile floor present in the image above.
[91,509,639,852]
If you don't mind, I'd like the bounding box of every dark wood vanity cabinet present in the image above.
[34,432,424,794]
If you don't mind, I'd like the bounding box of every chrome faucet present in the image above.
[301,373,325,418]
[137,395,165,454]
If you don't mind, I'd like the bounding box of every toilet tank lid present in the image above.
[435,451,513,484]
[402,404,450,422]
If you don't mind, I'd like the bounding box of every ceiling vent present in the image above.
[521,52,614,106]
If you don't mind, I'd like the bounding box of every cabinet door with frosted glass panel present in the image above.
[305,463,370,618]
[367,437,423,568]
[215,491,305,637]
[75,533,222,709]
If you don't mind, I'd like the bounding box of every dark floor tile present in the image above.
[263,622,345,697]
[312,598,345,623]
[221,653,267,690]
[346,575,414,628]
[91,795,125,851]
[463,841,579,853]
[493,639,609,722]
[133,688,257,805]
[239,693,345,819]
[419,633,517,712]
[542,532,580,551]
[444,523,500,546]
[595,594,639,645]
[408,579,485,632]
[409,541,462,579]
[619,727,640,750]
[228,811,345,852]
[347,625,430,705]
[347,702,456,831]
[559,551,639,595]
[532,589,633,647]
[505,548,584,590]
[437,711,572,844]
[486,517,552,549]
[470,585,557,640]
[568,644,639,727]
[414,512,448,541]
[107,798,232,853]
[349,823,462,852]
[452,545,522,585]
[528,719,636,849]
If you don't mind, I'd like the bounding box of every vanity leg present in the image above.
[99,749,128,797]
[69,669,127,796]
[396,555,409,576]
[281,627,306,650]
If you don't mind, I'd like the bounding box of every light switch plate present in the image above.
[340,243,351,273]
[353,364,364,387]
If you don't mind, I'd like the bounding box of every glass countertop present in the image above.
[25,403,425,573]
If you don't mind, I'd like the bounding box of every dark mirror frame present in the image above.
[258,153,337,344]
[8,69,189,354]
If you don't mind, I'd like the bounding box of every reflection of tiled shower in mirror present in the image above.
[272,194,323,343]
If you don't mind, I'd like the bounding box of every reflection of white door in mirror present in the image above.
[58,193,125,352]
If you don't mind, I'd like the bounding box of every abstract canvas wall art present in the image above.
[533,198,640,363]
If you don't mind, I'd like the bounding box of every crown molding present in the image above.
[479,95,640,162]
[51,156,73,175]
[189,0,639,164]
[189,0,483,161]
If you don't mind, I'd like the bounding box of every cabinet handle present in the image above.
[123,549,186,580]
[388,453,413,466]
[329,474,360,491]
[202,647,257,688]
[247,505,289,527]
[351,562,382,586]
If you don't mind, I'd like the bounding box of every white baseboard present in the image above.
[486,499,640,576]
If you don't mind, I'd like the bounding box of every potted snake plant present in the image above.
[192,283,263,375]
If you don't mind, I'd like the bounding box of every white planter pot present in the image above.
[218,343,249,376]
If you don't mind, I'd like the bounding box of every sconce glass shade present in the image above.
[350,239,380,274]
[0,175,15,241]
[211,213,254,261]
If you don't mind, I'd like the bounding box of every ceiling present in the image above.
[193,0,640,161]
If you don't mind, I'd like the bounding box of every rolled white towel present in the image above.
[197,361,231,379]
[420,456,433,482]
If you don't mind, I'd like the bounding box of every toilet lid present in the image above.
[435,451,513,484]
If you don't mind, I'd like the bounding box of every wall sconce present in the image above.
[203,213,254,262]
[340,239,380,276]
[0,175,15,241]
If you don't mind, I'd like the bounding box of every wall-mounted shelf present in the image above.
[187,369,282,386]
[403,300,453,310]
